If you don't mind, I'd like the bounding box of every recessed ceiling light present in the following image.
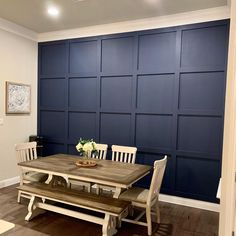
[145,0,159,4]
[47,6,59,17]
[72,0,86,2]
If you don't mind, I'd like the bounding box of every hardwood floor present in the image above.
[0,185,219,236]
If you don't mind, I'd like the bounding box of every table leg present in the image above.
[45,174,70,188]
[113,187,122,199]
[45,174,53,184]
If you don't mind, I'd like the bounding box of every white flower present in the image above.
[83,142,93,152]
[76,139,97,155]
[76,143,83,151]
[91,141,97,150]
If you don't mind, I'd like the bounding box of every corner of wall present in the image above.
[0,17,37,41]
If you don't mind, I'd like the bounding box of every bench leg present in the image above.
[102,214,117,236]
[25,196,45,221]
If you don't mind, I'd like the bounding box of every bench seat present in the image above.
[17,183,130,236]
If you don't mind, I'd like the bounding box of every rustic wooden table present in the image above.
[18,153,152,198]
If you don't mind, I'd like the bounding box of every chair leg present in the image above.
[154,201,161,224]
[17,191,21,203]
[87,183,91,193]
[129,205,134,217]
[146,206,152,236]
[96,186,101,195]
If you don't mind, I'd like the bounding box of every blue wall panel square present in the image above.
[40,78,66,108]
[69,78,97,110]
[177,116,222,155]
[68,145,80,156]
[137,74,174,112]
[43,143,65,156]
[40,111,65,139]
[179,72,225,111]
[69,40,97,74]
[138,32,176,72]
[181,25,228,68]
[176,156,220,199]
[101,37,134,74]
[100,113,131,145]
[40,43,66,75]
[136,114,172,150]
[101,76,132,111]
[68,112,96,141]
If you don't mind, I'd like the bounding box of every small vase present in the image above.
[82,151,91,159]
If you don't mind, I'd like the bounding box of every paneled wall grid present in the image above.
[38,20,229,202]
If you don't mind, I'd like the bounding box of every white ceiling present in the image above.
[0,0,228,33]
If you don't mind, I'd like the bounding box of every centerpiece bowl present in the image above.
[75,159,97,167]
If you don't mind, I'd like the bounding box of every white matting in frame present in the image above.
[6,81,31,114]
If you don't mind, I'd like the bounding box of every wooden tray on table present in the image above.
[75,159,97,167]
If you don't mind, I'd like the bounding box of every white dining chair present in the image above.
[15,142,48,203]
[118,155,167,236]
[111,145,137,164]
[70,143,108,192]
[92,143,108,160]
[94,145,137,195]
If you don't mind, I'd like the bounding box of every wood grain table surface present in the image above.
[18,154,152,190]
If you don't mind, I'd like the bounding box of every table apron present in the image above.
[20,166,128,189]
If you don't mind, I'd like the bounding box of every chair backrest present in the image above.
[92,143,108,160]
[147,155,167,205]
[15,142,37,163]
[111,145,137,164]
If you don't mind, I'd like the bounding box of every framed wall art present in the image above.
[5,81,31,114]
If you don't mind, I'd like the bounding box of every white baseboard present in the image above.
[0,176,20,189]
[159,193,219,212]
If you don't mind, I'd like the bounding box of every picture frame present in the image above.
[5,81,31,114]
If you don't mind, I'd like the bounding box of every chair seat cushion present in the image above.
[24,172,48,182]
[119,187,149,204]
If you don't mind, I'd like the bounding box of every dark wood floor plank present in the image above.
[0,185,219,236]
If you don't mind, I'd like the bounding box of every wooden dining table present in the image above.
[18,153,152,198]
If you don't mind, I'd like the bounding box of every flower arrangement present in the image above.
[76,138,97,158]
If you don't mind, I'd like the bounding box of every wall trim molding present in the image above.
[38,6,230,42]
[0,17,37,41]
[159,194,219,212]
[0,176,20,189]
[0,177,219,212]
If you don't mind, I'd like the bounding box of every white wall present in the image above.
[219,0,236,235]
[0,28,37,183]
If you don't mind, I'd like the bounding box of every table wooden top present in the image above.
[18,154,152,188]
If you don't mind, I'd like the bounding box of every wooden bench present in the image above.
[17,183,130,236]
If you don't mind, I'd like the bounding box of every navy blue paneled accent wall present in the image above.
[38,20,229,202]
